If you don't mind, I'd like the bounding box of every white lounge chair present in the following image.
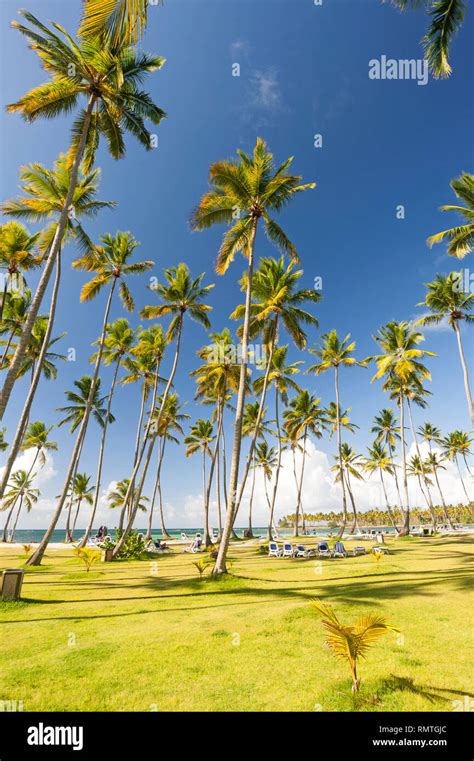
[353,546,366,556]
[317,541,331,558]
[268,541,282,557]
[332,541,347,558]
[372,545,390,554]
[282,542,294,558]
[294,544,309,558]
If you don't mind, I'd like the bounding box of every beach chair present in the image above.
[282,542,294,558]
[317,541,331,558]
[268,541,282,557]
[353,546,366,556]
[180,532,188,541]
[294,544,309,558]
[332,541,347,558]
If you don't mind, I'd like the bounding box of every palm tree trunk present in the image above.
[235,319,277,512]
[1,503,16,542]
[0,252,62,501]
[147,437,166,541]
[407,399,437,529]
[71,497,84,538]
[213,218,258,574]
[9,495,24,543]
[346,471,360,534]
[127,383,147,521]
[294,430,308,537]
[65,437,85,543]
[247,451,256,538]
[399,393,411,535]
[0,279,9,323]
[293,447,300,537]
[1,329,16,367]
[388,441,405,519]
[221,423,228,510]
[334,366,348,540]
[78,359,120,547]
[215,406,223,540]
[203,407,223,546]
[455,455,470,502]
[432,463,454,528]
[113,318,183,557]
[453,321,474,426]
[26,277,116,566]
[202,450,211,546]
[268,388,282,542]
[0,95,96,421]
[379,470,399,532]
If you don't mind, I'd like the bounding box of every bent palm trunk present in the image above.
[0,96,96,420]
[454,321,474,426]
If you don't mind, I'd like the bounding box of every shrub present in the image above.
[73,547,101,572]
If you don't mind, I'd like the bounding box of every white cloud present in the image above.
[249,68,282,111]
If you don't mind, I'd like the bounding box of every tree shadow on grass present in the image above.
[377,674,473,705]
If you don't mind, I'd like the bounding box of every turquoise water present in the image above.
[7,525,405,542]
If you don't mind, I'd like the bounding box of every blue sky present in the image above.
[1,0,473,528]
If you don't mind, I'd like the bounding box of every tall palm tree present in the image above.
[231,256,320,516]
[255,345,302,539]
[283,390,325,536]
[384,0,467,78]
[424,450,453,527]
[57,375,113,542]
[113,264,214,557]
[70,473,95,539]
[2,10,165,419]
[1,422,56,543]
[407,455,436,525]
[427,172,473,257]
[441,430,473,503]
[146,392,189,540]
[331,443,364,534]
[363,441,400,532]
[254,440,278,534]
[185,419,215,545]
[79,319,135,547]
[371,408,404,515]
[26,233,150,565]
[191,138,315,574]
[0,222,40,320]
[308,330,366,539]
[370,321,435,535]
[2,470,39,543]
[417,272,474,424]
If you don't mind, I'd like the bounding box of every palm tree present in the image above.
[1,422,56,543]
[417,272,474,424]
[231,256,320,517]
[2,10,165,419]
[70,473,95,539]
[79,319,135,547]
[308,331,366,539]
[441,430,473,503]
[254,440,278,535]
[0,221,40,320]
[255,345,302,539]
[108,479,148,527]
[331,443,364,534]
[0,429,7,452]
[191,138,315,574]
[26,233,150,565]
[283,390,325,536]
[427,172,473,257]
[384,0,467,78]
[370,321,435,535]
[371,409,404,515]
[146,392,189,540]
[185,419,215,545]
[191,328,241,538]
[363,441,400,532]
[424,450,453,527]
[2,470,39,543]
[57,375,113,542]
[407,455,436,524]
[113,264,214,558]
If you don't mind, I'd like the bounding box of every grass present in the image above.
[0,535,472,712]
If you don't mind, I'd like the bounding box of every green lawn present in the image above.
[0,536,472,712]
